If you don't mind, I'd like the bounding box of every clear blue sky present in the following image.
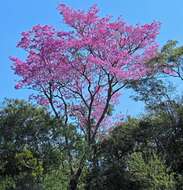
[0,0,183,116]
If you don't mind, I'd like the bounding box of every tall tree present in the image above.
[10,4,160,189]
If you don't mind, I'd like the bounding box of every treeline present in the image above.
[1,88,183,189]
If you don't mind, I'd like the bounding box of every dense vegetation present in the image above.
[1,87,183,189]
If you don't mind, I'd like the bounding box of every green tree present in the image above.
[85,118,142,190]
[0,99,61,189]
[128,152,175,190]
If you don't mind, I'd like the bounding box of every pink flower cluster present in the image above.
[11,4,160,137]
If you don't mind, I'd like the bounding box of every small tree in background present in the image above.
[11,4,160,189]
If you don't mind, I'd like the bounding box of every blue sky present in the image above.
[0,0,183,116]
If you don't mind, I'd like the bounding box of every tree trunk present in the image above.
[68,164,83,190]
[68,178,78,190]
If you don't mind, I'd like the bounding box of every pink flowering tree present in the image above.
[11,4,160,189]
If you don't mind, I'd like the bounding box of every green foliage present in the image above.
[0,99,62,189]
[0,176,15,190]
[160,40,183,64]
[1,86,183,189]
[141,99,183,173]
[128,152,176,190]
[85,118,142,190]
[15,149,43,178]
[42,167,69,190]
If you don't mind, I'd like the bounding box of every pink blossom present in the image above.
[11,4,160,139]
